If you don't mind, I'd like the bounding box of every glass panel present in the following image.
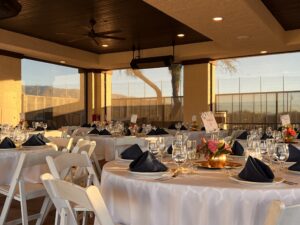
[22,59,86,129]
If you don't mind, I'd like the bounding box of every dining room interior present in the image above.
[0,0,300,225]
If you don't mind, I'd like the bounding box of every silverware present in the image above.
[283,180,298,185]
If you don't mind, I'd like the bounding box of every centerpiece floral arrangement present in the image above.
[198,138,232,168]
[283,125,297,143]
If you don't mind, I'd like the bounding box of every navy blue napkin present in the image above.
[180,126,187,130]
[168,124,176,130]
[288,161,300,171]
[277,127,283,131]
[231,141,244,156]
[88,128,101,135]
[297,133,300,139]
[22,135,46,146]
[129,151,168,172]
[155,128,169,135]
[167,145,173,154]
[261,133,273,140]
[91,124,97,128]
[287,144,300,162]
[0,137,16,148]
[36,133,50,143]
[124,128,131,136]
[238,156,274,182]
[98,129,111,135]
[35,126,44,131]
[201,127,206,131]
[147,129,156,135]
[120,144,143,160]
[81,123,91,128]
[236,131,248,140]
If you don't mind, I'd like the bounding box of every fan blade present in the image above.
[56,32,86,37]
[94,30,122,36]
[99,35,126,40]
[68,36,89,43]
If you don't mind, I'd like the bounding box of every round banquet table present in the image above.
[101,160,300,225]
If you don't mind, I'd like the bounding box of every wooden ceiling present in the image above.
[262,0,300,30]
[0,0,210,54]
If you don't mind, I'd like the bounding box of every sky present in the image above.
[21,51,300,95]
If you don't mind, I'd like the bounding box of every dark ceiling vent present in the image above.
[0,0,22,19]
[130,55,174,69]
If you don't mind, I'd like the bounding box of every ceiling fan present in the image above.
[57,18,125,46]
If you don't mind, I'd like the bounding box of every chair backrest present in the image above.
[46,152,100,188]
[114,137,146,159]
[72,139,96,157]
[40,173,114,225]
[47,137,74,152]
[264,200,300,225]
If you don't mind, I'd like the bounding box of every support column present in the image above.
[183,62,215,124]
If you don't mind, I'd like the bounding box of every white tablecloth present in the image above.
[101,161,300,225]
[0,145,60,185]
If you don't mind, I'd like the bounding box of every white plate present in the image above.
[128,170,169,177]
[0,147,16,150]
[229,175,284,185]
[117,158,134,163]
[21,145,47,149]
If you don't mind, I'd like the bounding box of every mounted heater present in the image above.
[0,0,22,19]
[130,55,174,69]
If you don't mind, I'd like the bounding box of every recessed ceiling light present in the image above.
[102,44,109,48]
[213,17,223,22]
[59,60,66,64]
[260,50,268,54]
[177,33,185,38]
[237,35,249,40]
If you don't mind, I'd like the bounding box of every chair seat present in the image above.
[0,183,47,200]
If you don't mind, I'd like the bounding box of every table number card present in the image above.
[200,111,219,133]
[280,114,291,126]
[192,115,197,122]
[130,114,138,123]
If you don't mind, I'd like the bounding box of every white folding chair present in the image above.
[48,137,74,152]
[0,153,51,225]
[264,200,300,225]
[40,173,115,225]
[46,152,100,225]
[72,139,102,178]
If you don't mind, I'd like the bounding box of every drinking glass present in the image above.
[175,122,182,131]
[266,127,273,138]
[157,137,166,161]
[172,140,187,169]
[43,122,48,132]
[148,140,158,155]
[186,140,197,161]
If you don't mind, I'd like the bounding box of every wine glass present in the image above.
[157,137,166,161]
[266,127,273,138]
[272,143,289,174]
[186,140,197,167]
[172,139,187,170]
[148,140,158,155]
[43,122,48,133]
[175,122,182,131]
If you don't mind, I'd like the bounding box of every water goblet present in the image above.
[172,140,187,170]
[157,137,166,161]
[175,122,182,131]
[148,140,158,156]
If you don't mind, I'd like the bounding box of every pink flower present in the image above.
[207,140,218,153]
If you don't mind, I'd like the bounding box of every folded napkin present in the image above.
[0,137,16,148]
[129,151,168,172]
[35,126,44,131]
[88,128,101,135]
[201,127,206,131]
[288,161,300,171]
[81,123,91,128]
[231,141,244,156]
[124,128,131,136]
[121,144,143,160]
[147,129,157,135]
[167,145,173,154]
[22,135,46,146]
[180,125,187,130]
[297,133,300,139]
[137,127,143,133]
[287,144,300,162]
[236,131,248,140]
[168,124,176,130]
[261,133,273,140]
[36,133,50,143]
[277,127,283,131]
[238,156,274,182]
[98,129,111,135]
[155,128,169,135]
[91,124,97,128]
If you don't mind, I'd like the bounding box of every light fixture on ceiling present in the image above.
[236,35,249,40]
[213,17,223,22]
[177,33,185,38]
[59,60,66,64]
[260,50,268,54]
[102,44,109,48]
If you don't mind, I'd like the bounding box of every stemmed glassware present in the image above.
[156,137,166,162]
[186,140,197,166]
[175,122,182,132]
[172,139,187,170]
[270,143,289,175]
[148,140,158,155]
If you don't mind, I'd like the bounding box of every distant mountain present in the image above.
[24,85,80,98]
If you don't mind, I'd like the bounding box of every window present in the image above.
[215,52,300,129]
[110,66,184,125]
[22,59,86,129]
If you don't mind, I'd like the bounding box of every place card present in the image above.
[280,114,291,126]
[192,115,197,122]
[200,111,219,133]
[130,114,138,123]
